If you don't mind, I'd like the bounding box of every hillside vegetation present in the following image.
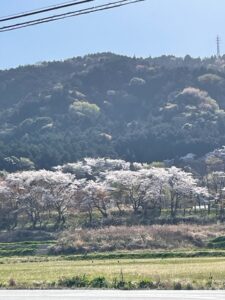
[2,54,225,254]
[2,54,225,289]
[1,53,225,170]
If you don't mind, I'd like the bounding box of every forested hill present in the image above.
[1,52,225,171]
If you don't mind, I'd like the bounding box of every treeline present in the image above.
[2,156,225,231]
[1,53,225,170]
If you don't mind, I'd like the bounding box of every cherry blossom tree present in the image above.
[77,180,110,223]
[54,158,132,180]
[106,166,208,219]
[105,168,169,215]
[205,171,225,219]
[0,158,211,229]
[165,167,209,219]
[4,170,77,229]
[0,179,19,230]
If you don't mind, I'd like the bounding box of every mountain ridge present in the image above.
[1,52,225,171]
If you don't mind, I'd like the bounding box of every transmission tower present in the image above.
[217,35,221,58]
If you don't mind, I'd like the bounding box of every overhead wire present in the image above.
[0,0,145,33]
[0,0,94,22]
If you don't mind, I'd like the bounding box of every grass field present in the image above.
[1,255,225,289]
[0,226,225,289]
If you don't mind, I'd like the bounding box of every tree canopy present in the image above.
[1,53,225,170]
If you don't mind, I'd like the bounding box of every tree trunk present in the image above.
[208,203,211,215]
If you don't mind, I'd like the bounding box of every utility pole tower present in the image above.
[217,35,221,58]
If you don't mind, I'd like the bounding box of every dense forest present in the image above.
[1,53,225,171]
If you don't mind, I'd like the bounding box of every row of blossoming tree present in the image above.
[0,158,215,230]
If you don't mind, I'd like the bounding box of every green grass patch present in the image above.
[208,236,225,249]
[0,241,55,256]
[63,250,225,261]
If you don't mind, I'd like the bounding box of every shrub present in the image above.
[138,280,155,289]
[112,279,126,290]
[8,278,16,287]
[185,282,193,290]
[58,275,88,288]
[173,282,182,290]
[90,277,108,288]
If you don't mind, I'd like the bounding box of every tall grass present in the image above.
[51,224,225,254]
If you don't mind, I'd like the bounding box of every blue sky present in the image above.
[0,0,224,69]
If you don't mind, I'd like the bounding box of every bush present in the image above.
[138,280,155,289]
[90,277,108,288]
[185,282,194,290]
[173,282,182,290]
[112,278,126,290]
[8,278,16,287]
[58,275,88,288]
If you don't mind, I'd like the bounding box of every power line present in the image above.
[0,0,145,33]
[0,0,142,31]
[0,0,94,23]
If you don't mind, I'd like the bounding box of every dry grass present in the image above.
[53,224,225,253]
